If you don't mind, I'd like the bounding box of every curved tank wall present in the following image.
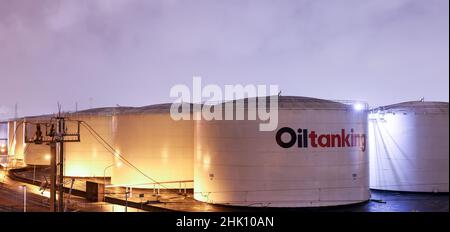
[22,109,120,177]
[23,143,50,165]
[21,115,53,166]
[369,101,449,192]
[194,96,369,207]
[0,122,8,163]
[63,112,115,177]
[0,122,7,143]
[8,120,25,161]
[111,104,194,189]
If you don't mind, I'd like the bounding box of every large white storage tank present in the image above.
[63,108,125,177]
[111,104,194,189]
[22,108,125,177]
[21,115,53,166]
[369,101,449,192]
[194,96,369,207]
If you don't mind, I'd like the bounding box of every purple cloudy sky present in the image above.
[0,0,448,118]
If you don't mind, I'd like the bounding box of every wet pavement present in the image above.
[1,167,144,212]
[4,166,449,212]
[260,190,448,212]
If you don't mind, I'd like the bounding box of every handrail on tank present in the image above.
[105,180,193,197]
[106,179,193,188]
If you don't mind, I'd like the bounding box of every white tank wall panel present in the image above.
[63,115,114,177]
[0,122,7,140]
[22,114,115,177]
[194,97,369,207]
[111,112,194,189]
[24,144,49,165]
[369,102,449,192]
[8,120,25,160]
[0,122,7,150]
[21,116,52,166]
[7,121,14,155]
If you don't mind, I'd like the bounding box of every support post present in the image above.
[57,117,65,212]
[22,185,27,212]
[64,178,75,212]
[32,165,36,184]
[125,187,128,212]
[50,143,57,212]
[57,141,64,212]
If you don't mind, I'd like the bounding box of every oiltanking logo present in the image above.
[276,127,366,152]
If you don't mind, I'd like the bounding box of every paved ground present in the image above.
[268,190,449,212]
[1,167,143,212]
[0,183,49,212]
[2,166,449,212]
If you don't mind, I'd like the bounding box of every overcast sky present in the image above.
[0,0,448,118]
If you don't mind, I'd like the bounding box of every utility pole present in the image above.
[57,117,65,212]
[22,185,27,212]
[25,112,80,212]
[50,143,57,212]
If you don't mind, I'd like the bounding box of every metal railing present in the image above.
[105,180,193,197]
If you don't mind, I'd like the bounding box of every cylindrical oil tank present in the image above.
[62,108,124,177]
[194,96,369,207]
[22,108,126,177]
[369,101,449,192]
[111,103,194,189]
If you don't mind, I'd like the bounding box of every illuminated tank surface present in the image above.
[369,101,449,192]
[111,103,195,189]
[194,96,370,207]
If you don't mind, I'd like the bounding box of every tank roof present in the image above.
[11,96,364,121]
[278,96,352,109]
[371,101,449,114]
[120,103,199,115]
[71,106,135,116]
[218,96,354,110]
[125,103,173,114]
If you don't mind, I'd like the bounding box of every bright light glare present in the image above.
[116,162,122,167]
[353,103,365,111]
[44,154,51,160]
[42,191,50,198]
